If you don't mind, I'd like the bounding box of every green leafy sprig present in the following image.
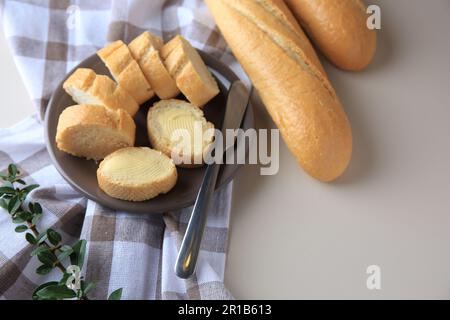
[0,164,122,300]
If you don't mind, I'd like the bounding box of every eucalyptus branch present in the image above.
[0,164,122,300]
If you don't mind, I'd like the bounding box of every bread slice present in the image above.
[97,40,154,104]
[56,104,136,160]
[160,36,220,107]
[147,99,214,168]
[63,68,139,117]
[97,147,177,201]
[128,31,180,100]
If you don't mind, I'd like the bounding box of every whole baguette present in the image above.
[285,0,377,71]
[205,0,352,181]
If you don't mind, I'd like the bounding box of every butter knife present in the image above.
[174,81,251,279]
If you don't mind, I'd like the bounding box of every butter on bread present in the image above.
[147,99,214,168]
[56,104,136,161]
[97,40,154,104]
[63,68,139,117]
[160,35,219,107]
[97,147,177,201]
[128,31,180,100]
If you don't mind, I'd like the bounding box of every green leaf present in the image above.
[15,179,26,185]
[31,213,42,226]
[8,164,17,177]
[22,184,39,194]
[60,245,72,252]
[15,225,28,233]
[57,247,73,261]
[25,233,37,244]
[34,202,42,214]
[32,281,58,300]
[0,186,15,195]
[70,240,87,268]
[47,229,62,246]
[18,192,27,202]
[36,232,48,244]
[15,210,32,222]
[7,195,21,214]
[12,215,26,224]
[35,284,77,300]
[31,246,50,257]
[81,281,96,295]
[37,249,56,266]
[108,288,123,300]
[33,202,42,214]
[36,264,53,275]
[59,273,71,286]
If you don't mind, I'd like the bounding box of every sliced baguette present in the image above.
[147,99,214,168]
[97,40,154,104]
[128,31,180,100]
[160,36,220,107]
[56,104,136,160]
[63,68,139,117]
[97,147,177,201]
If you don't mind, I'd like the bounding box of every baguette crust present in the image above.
[63,68,139,117]
[97,40,155,104]
[206,0,353,181]
[161,37,187,77]
[97,147,177,201]
[160,36,220,107]
[254,0,327,77]
[56,104,136,160]
[285,0,377,71]
[128,32,180,99]
[147,99,214,168]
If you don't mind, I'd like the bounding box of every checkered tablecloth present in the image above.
[0,0,245,300]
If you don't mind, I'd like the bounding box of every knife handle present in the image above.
[174,162,221,279]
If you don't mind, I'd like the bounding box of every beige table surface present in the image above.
[1,0,450,299]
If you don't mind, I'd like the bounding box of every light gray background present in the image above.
[1,0,450,299]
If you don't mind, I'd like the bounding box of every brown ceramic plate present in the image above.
[44,51,254,213]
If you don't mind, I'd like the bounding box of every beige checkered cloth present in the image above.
[0,0,243,300]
